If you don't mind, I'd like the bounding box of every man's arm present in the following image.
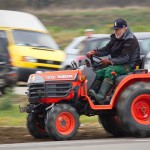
[96,40,112,57]
[86,38,113,58]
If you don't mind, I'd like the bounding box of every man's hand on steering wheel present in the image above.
[86,49,98,58]
[100,58,113,66]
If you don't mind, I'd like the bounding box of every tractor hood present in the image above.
[28,70,82,83]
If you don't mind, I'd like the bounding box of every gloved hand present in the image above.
[100,59,113,66]
[86,50,97,58]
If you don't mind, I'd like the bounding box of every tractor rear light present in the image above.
[111,71,117,76]
[135,66,139,70]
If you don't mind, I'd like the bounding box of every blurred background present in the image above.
[0,0,150,144]
[0,0,150,48]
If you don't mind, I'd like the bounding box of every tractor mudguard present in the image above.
[86,73,150,110]
[111,73,150,107]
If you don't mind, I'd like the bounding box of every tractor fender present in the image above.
[111,73,150,107]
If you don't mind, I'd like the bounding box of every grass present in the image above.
[34,7,150,49]
[0,101,98,127]
[80,115,98,124]
[0,104,98,126]
[0,89,28,127]
[0,105,26,126]
[0,90,98,127]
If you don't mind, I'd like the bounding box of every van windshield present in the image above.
[12,30,59,49]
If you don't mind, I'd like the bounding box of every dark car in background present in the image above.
[0,37,18,94]
[62,32,150,70]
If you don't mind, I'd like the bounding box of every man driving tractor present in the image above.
[87,18,141,105]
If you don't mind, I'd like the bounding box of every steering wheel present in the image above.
[90,55,102,67]
[81,55,102,68]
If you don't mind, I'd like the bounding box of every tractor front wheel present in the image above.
[27,113,48,138]
[45,104,80,140]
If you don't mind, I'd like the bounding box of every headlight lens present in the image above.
[28,75,44,83]
[23,56,37,63]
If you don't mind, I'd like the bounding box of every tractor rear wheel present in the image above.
[27,113,48,138]
[45,104,80,140]
[117,82,150,137]
[98,113,129,137]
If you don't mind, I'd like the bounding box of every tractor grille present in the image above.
[45,82,72,97]
[28,82,72,103]
[28,83,45,103]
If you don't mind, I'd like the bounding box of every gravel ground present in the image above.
[0,124,111,144]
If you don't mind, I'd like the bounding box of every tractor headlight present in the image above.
[28,75,44,83]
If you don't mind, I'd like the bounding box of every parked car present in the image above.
[135,32,150,70]
[61,32,150,70]
[61,34,110,69]
[0,37,18,94]
[0,10,65,82]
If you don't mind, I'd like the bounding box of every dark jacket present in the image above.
[96,29,141,68]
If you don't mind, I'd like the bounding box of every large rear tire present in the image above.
[27,113,48,139]
[98,113,129,137]
[45,104,80,140]
[117,82,150,137]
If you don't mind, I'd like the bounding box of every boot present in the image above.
[89,78,114,104]
[91,80,103,93]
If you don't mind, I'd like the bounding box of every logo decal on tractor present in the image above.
[47,74,77,80]
[47,76,55,79]
[57,75,73,79]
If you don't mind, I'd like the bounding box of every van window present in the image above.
[0,37,8,62]
[0,38,5,53]
[12,29,59,49]
[0,30,7,38]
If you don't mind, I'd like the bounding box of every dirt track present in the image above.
[0,124,111,144]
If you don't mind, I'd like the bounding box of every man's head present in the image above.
[84,29,94,38]
[112,18,128,39]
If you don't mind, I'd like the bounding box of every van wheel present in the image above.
[117,82,150,137]
[0,87,6,94]
[45,104,80,140]
[98,113,129,137]
[27,113,48,138]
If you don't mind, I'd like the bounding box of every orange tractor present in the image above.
[20,56,150,140]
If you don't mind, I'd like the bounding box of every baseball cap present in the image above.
[112,18,127,30]
[84,29,94,32]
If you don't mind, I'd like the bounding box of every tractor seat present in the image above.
[115,75,128,86]
[115,69,148,85]
[115,68,148,86]
[115,56,148,86]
